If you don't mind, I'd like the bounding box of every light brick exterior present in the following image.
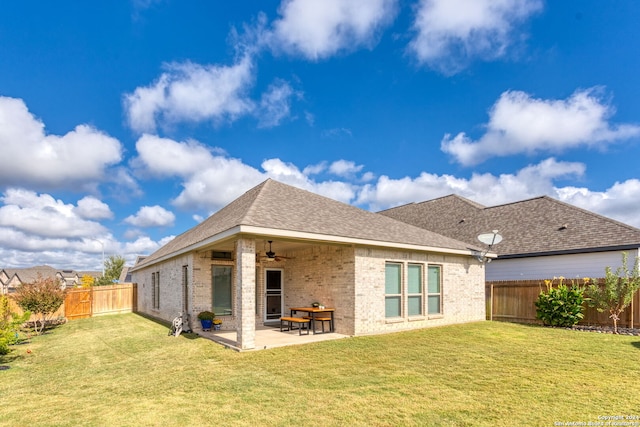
[133,240,485,347]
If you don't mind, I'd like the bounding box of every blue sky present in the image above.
[1,0,640,270]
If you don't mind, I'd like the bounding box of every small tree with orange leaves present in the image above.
[12,275,65,335]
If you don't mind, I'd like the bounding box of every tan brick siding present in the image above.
[133,239,485,340]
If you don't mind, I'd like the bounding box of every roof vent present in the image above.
[459,218,465,224]
[558,224,568,231]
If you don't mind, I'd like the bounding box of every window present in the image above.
[212,266,232,316]
[385,263,402,318]
[152,271,160,309]
[427,265,442,315]
[407,264,423,316]
[182,265,189,313]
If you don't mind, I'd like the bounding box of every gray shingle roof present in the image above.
[135,179,478,269]
[380,194,640,257]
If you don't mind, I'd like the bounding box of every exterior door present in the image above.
[264,269,283,322]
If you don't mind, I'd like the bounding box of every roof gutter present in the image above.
[131,224,480,271]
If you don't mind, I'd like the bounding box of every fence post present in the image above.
[490,283,494,321]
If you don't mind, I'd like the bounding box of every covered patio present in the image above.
[198,324,349,352]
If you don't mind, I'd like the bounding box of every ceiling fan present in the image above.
[258,241,293,262]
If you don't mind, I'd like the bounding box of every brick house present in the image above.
[130,179,486,350]
[380,195,640,281]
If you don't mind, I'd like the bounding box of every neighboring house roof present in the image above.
[133,179,480,270]
[380,194,640,258]
[4,265,60,284]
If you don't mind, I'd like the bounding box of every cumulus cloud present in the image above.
[124,205,176,227]
[0,96,123,190]
[124,56,256,133]
[132,135,364,211]
[556,180,640,229]
[356,158,586,211]
[74,196,114,220]
[267,0,398,60]
[0,189,109,238]
[0,188,169,269]
[409,0,542,73]
[328,160,364,177]
[441,88,640,166]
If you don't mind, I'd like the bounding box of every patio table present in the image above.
[290,307,335,334]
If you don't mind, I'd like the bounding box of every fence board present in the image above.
[486,278,640,328]
[5,283,137,321]
[92,283,135,316]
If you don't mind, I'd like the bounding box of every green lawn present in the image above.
[1,314,639,426]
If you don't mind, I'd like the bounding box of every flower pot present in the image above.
[200,319,213,330]
[213,324,221,331]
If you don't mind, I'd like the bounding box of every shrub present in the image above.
[12,275,65,335]
[535,277,585,327]
[0,295,30,355]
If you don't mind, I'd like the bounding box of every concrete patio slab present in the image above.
[198,325,349,351]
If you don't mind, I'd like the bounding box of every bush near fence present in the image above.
[7,283,137,322]
[486,278,639,328]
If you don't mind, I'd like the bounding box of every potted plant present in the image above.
[212,318,222,330]
[197,311,215,331]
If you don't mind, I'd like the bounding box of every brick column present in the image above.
[235,238,256,350]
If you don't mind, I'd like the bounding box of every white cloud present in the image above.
[0,189,108,238]
[329,160,364,177]
[356,158,586,211]
[124,56,256,133]
[556,180,640,229]
[257,80,296,128]
[0,96,123,190]
[409,0,542,73]
[267,0,398,60]
[441,88,640,166]
[133,135,363,211]
[74,196,114,220]
[124,205,175,228]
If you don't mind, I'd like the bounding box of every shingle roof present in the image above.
[135,179,478,269]
[380,194,640,257]
[4,265,59,283]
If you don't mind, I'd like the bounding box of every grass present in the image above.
[1,314,640,427]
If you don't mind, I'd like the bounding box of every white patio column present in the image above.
[235,238,256,350]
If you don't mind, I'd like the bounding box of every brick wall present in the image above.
[353,248,485,335]
[134,240,485,338]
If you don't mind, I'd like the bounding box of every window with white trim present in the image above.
[385,262,402,318]
[427,265,442,315]
[407,263,423,316]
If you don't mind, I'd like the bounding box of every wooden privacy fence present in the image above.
[8,283,137,321]
[486,279,640,328]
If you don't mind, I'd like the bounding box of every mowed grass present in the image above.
[1,314,639,427]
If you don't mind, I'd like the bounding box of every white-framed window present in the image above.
[407,263,423,317]
[385,262,402,318]
[427,265,442,315]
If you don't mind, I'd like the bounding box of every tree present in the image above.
[586,252,640,334]
[80,274,95,288]
[94,255,126,286]
[12,275,65,335]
